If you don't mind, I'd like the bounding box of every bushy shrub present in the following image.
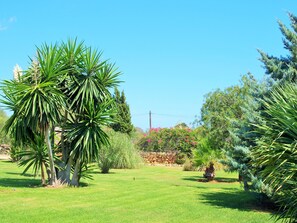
[137,127,198,163]
[9,145,22,162]
[183,158,195,171]
[0,109,11,145]
[98,129,142,173]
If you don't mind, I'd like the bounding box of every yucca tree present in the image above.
[55,39,85,183]
[1,39,121,187]
[46,39,121,185]
[1,43,66,185]
[63,45,120,186]
[253,83,297,223]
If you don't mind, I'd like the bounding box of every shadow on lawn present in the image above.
[6,172,35,177]
[183,176,238,183]
[199,189,274,212]
[0,177,93,188]
[0,177,41,188]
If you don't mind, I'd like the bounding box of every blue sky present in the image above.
[1,1,296,131]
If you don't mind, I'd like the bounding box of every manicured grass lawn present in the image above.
[0,159,274,223]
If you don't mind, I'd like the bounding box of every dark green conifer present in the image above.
[110,88,134,135]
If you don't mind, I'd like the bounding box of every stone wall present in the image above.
[140,152,177,165]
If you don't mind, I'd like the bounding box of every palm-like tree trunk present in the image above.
[45,125,57,185]
[41,162,46,186]
[58,151,73,185]
[61,111,68,163]
[71,158,80,186]
[203,162,215,181]
[58,111,72,184]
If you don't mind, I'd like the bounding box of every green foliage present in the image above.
[66,101,113,164]
[1,43,67,185]
[60,39,120,186]
[259,13,297,83]
[253,84,297,223]
[200,85,242,151]
[16,135,57,185]
[0,109,10,144]
[0,38,121,186]
[253,14,297,222]
[109,88,134,135]
[137,127,198,163]
[223,74,270,191]
[182,158,195,171]
[98,129,142,173]
[193,137,221,169]
[9,145,22,162]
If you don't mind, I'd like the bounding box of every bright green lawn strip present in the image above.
[0,160,275,223]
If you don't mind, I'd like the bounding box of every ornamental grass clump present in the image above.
[98,129,142,173]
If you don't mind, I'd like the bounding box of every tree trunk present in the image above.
[203,162,215,181]
[45,163,51,182]
[58,153,73,185]
[61,111,68,163]
[65,154,73,183]
[57,111,71,184]
[51,125,55,153]
[238,173,243,182]
[45,125,57,185]
[41,162,46,186]
[71,159,80,187]
[243,179,249,191]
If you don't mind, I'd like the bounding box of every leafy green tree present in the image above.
[197,75,271,186]
[109,87,134,135]
[200,85,242,151]
[253,84,297,223]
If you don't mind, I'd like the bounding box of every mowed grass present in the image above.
[0,159,274,223]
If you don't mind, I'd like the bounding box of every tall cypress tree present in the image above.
[110,88,134,135]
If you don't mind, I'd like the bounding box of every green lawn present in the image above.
[0,159,275,223]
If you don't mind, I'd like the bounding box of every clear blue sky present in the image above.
[1,1,296,131]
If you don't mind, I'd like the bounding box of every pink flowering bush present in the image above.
[137,127,199,163]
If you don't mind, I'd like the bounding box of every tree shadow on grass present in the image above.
[199,189,274,212]
[0,178,41,188]
[0,160,12,163]
[6,172,35,177]
[213,177,238,183]
[182,176,238,183]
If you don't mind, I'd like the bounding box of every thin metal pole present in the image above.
[149,111,152,130]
